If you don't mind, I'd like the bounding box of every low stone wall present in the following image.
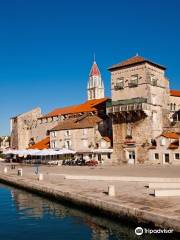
[0,174,180,233]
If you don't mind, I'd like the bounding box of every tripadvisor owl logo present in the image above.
[135,227,143,236]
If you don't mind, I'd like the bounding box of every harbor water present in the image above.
[0,183,178,240]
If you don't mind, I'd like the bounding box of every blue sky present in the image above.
[0,0,180,135]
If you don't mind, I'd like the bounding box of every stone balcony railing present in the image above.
[106,98,150,115]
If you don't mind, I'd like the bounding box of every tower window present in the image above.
[129,75,138,87]
[115,78,124,90]
[150,75,158,86]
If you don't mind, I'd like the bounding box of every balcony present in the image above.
[106,98,149,115]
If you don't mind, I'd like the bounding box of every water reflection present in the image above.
[0,184,178,240]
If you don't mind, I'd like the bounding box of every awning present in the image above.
[93,148,113,153]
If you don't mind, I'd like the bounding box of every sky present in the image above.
[0,0,180,135]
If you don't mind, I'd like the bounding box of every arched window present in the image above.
[174,103,176,111]
[151,139,157,147]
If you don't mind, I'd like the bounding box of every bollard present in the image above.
[17,168,22,176]
[4,167,8,174]
[38,173,44,181]
[11,164,15,170]
[108,185,115,197]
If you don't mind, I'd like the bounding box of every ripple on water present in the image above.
[0,184,179,240]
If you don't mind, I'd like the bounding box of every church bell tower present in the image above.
[87,58,105,100]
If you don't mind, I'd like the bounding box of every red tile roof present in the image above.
[108,55,166,71]
[51,115,102,131]
[40,98,108,119]
[170,90,180,97]
[29,137,50,150]
[161,132,180,140]
[89,61,101,76]
[168,140,179,149]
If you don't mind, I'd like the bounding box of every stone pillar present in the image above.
[17,168,23,176]
[108,185,115,196]
[38,173,44,181]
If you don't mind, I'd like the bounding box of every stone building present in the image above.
[49,114,112,161]
[10,60,112,155]
[107,55,180,164]
[10,107,42,149]
[0,136,10,151]
[149,132,180,164]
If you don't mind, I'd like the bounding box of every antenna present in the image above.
[93,52,96,62]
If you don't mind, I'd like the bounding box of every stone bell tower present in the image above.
[87,57,105,100]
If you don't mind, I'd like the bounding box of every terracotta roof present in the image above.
[108,55,166,71]
[29,137,50,150]
[51,115,102,131]
[170,90,180,97]
[168,140,179,149]
[89,61,101,76]
[40,98,108,119]
[161,132,180,140]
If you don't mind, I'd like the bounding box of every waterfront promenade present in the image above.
[0,162,180,233]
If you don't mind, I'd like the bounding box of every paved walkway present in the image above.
[2,162,180,177]
[1,162,180,232]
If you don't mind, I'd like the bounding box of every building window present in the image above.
[170,103,176,111]
[174,153,180,160]
[65,130,71,136]
[115,78,124,90]
[151,139,157,146]
[129,75,138,87]
[170,103,173,111]
[65,140,71,149]
[154,153,159,160]
[51,131,56,137]
[129,151,135,160]
[150,75,158,86]
[83,129,88,135]
[52,141,57,148]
